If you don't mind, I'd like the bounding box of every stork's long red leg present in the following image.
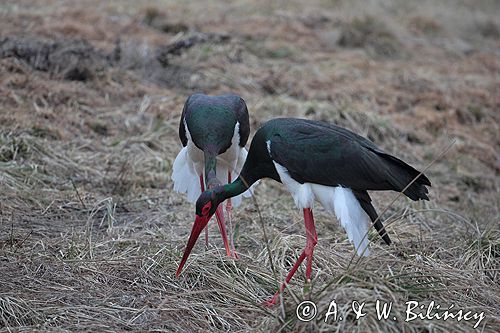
[201,175,231,256]
[304,208,317,281]
[264,208,317,307]
[200,175,209,249]
[214,209,231,257]
[226,171,239,259]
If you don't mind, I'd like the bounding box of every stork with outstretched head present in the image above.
[176,117,431,306]
[171,93,254,258]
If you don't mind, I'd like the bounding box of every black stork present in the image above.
[176,117,431,306]
[171,93,254,258]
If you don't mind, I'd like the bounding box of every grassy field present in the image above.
[0,0,499,331]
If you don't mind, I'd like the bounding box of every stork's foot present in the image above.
[263,292,280,307]
[230,249,240,259]
[303,278,313,295]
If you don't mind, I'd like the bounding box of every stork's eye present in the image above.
[202,202,212,215]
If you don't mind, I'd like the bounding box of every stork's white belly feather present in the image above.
[267,140,371,256]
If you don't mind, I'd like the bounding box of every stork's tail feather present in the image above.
[354,190,391,246]
[380,153,431,201]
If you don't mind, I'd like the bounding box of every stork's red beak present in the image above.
[176,213,211,277]
[176,204,231,277]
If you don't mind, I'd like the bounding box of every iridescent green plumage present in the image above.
[179,94,249,182]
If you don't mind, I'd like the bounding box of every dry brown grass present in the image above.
[1,0,499,331]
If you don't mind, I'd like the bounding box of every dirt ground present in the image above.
[0,0,499,332]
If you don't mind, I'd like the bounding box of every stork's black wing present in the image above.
[233,96,250,147]
[267,119,430,201]
[178,95,192,147]
[178,93,251,153]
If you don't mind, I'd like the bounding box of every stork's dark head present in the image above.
[176,186,228,277]
[195,187,224,217]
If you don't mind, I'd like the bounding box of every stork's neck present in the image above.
[204,151,218,184]
[220,176,251,201]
